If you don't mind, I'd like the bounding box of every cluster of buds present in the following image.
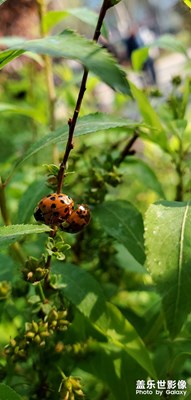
[22,256,49,283]
[5,307,69,360]
[25,320,50,346]
[45,308,69,332]
[0,281,11,300]
[59,376,84,400]
[4,337,27,360]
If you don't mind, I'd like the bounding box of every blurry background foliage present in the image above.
[1,0,191,400]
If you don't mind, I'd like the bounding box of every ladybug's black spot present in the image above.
[50,196,56,201]
[47,194,52,197]
[64,207,69,214]
[51,203,56,209]
[34,208,45,223]
[58,195,63,198]
[53,211,60,217]
[60,200,66,204]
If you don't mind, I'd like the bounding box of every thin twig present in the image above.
[115,130,139,166]
[56,0,111,194]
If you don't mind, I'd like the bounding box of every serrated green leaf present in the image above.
[52,262,156,377]
[0,30,130,94]
[0,384,22,400]
[94,200,145,264]
[0,224,51,246]
[17,180,49,223]
[129,81,167,149]
[145,200,191,338]
[184,0,191,8]
[13,113,141,170]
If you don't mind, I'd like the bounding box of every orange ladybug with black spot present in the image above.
[62,204,91,233]
[34,193,74,226]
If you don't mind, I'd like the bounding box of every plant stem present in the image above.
[56,0,111,194]
[38,281,46,303]
[37,0,58,164]
[0,177,26,265]
[0,178,11,226]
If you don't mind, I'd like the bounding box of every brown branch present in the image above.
[56,0,111,194]
[115,130,139,166]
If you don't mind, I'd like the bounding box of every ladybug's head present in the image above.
[34,207,45,223]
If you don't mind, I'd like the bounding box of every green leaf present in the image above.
[0,103,44,123]
[52,262,156,378]
[0,384,22,400]
[17,180,49,223]
[14,113,142,169]
[115,243,146,274]
[0,49,43,69]
[43,8,107,37]
[153,34,188,58]
[0,30,130,94]
[145,200,191,337]
[184,0,191,8]
[0,255,14,280]
[42,10,68,33]
[0,0,7,5]
[122,157,165,197]
[0,224,51,246]
[94,200,145,264]
[0,49,24,69]
[131,47,149,71]
[108,0,122,7]
[129,81,167,149]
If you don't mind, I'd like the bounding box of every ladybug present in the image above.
[34,193,74,226]
[62,204,91,233]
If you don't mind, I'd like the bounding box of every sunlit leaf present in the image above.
[123,157,165,197]
[0,224,51,246]
[0,30,130,94]
[183,0,191,8]
[131,47,149,71]
[145,200,191,337]
[129,81,167,149]
[0,0,7,5]
[94,200,145,264]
